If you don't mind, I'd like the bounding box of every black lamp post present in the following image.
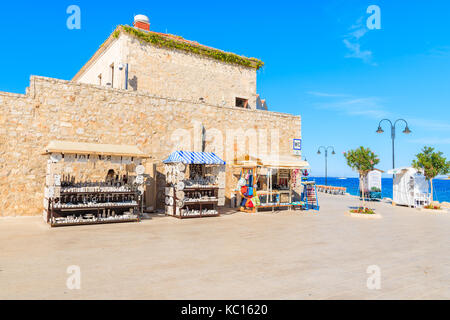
[317,146,335,186]
[376,119,411,172]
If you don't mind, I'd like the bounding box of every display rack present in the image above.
[42,141,149,227]
[301,181,319,210]
[47,187,141,227]
[163,151,226,219]
[232,155,311,213]
[166,186,219,219]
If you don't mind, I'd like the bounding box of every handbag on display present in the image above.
[253,195,261,206]
[247,187,253,196]
[238,177,246,187]
[241,186,248,195]
[248,174,253,186]
[246,199,254,208]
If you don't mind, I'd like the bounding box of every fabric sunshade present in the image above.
[43,141,149,158]
[259,155,310,169]
[232,154,309,169]
[163,151,225,165]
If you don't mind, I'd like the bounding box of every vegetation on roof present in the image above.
[113,25,264,70]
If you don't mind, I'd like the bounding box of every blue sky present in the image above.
[1,0,449,177]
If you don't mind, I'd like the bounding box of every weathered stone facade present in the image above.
[74,30,258,108]
[0,76,301,216]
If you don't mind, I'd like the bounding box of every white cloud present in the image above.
[425,46,450,58]
[343,17,376,65]
[408,118,450,132]
[306,91,351,98]
[409,138,450,145]
[308,92,389,119]
[343,39,373,64]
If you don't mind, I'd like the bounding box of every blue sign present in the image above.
[293,139,302,150]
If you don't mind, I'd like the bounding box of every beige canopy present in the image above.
[43,140,149,158]
[258,155,309,169]
[231,154,260,167]
[232,154,309,169]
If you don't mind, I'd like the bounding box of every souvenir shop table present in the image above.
[232,155,312,212]
[163,151,226,219]
[42,141,149,227]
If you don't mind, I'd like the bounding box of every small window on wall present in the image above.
[236,97,249,108]
[110,63,115,88]
[98,74,102,85]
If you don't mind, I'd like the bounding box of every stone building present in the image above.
[0,15,302,216]
[73,15,264,110]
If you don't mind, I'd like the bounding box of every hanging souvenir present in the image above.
[76,154,88,163]
[177,163,186,172]
[111,156,121,164]
[50,153,62,163]
[135,175,144,184]
[136,165,145,175]
[176,181,185,191]
[122,156,132,165]
[64,154,75,163]
[54,174,61,186]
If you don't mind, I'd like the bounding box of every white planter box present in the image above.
[418,208,448,214]
[345,211,383,219]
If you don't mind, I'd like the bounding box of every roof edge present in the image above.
[72,29,119,81]
[115,25,264,70]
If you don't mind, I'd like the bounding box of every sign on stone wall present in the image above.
[293,139,301,156]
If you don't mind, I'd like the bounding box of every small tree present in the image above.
[344,147,380,210]
[412,146,450,201]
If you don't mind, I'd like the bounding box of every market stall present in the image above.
[43,141,149,227]
[163,151,226,219]
[387,167,430,207]
[233,155,312,212]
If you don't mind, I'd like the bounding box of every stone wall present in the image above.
[75,32,258,108]
[0,76,301,216]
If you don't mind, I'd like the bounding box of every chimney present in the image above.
[134,14,150,31]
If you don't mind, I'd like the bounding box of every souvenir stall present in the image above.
[233,155,312,212]
[43,141,149,227]
[163,151,226,219]
[387,167,431,207]
[235,165,260,213]
[360,169,383,200]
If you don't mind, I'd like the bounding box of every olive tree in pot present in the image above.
[344,147,380,213]
[412,146,450,206]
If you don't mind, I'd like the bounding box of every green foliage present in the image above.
[113,26,264,70]
[343,146,380,177]
[350,207,375,214]
[412,146,450,180]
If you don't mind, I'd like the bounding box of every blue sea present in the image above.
[310,177,450,203]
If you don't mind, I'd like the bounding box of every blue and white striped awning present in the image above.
[163,151,226,165]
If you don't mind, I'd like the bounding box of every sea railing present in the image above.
[317,185,347,195]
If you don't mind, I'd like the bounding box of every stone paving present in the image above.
[0,193,449,299]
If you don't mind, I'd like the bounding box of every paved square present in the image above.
[0,194,449,299]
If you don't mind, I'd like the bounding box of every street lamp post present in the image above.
[376,119,411,172]
[317,146,335,186]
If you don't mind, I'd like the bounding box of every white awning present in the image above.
[232,154,309,169]
[259,155,310,169]
[43,141,149,158]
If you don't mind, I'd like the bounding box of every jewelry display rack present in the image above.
[42,141,149,227]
